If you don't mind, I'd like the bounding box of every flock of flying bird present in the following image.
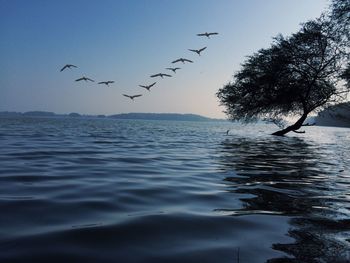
[59,32,219,101]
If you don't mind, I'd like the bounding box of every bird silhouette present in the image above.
[150,73,172,78]
[75,76,94,82]
[197,32,218,38]
[60,64,77,72]
[166,67,181,73]
[172,58,193,64]
[189,47,207,56]
[123,94,142,101]
[98,81,115,86]
[139,82,156,91]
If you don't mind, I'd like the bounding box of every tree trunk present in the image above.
[272,113,309,136]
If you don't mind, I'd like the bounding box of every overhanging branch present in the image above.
[293,130,306,133]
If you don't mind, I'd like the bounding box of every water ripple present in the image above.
[0,117,349,262]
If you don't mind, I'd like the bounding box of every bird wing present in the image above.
[139,85,146,88]
[197,33,205,36]
[75,77,84,81]
[149,82,156,87]
[123,94,131,98]
[70,64,78,68]
[188,49,197,53]
[86,78,94,82]
[172,59,181,63]
[199,47,207,52]
[150,73,160,77]
[60,65,68,72]
[209,32,218,35]
[108,81,114,84]
[184,59,193,63]
[131,94,142,99]
[98,82,105,84]
[163,74,172,77]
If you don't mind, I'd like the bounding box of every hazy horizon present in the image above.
[0,109,227,119]
[1,0,328,118]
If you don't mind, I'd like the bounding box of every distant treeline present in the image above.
[315,102,350,128]
[0,111,223,122]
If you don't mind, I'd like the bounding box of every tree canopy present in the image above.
[330,0,350,31]
[217,5,350,136]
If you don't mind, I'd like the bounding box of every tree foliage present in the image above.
[330,0,350,34]
[331,0,350,88]
[217,8,350,135]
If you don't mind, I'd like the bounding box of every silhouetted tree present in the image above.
[217,17,349,136]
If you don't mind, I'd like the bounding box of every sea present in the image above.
[0,116,349,263]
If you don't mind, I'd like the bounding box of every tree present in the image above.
[330,0,350,34]
[217,18,349,136]
[331,0,350,88]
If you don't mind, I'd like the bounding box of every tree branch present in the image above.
[293,130,306,133]
[302,123,316,126]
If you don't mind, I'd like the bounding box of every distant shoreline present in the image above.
[2,109,349,128]
[313,102,350,128]
[0,111,226,122]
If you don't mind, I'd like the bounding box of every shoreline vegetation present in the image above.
[314,102,350,128]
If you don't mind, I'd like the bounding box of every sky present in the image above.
[0,0,329,118]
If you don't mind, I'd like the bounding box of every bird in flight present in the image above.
[166,67,181,73]
[75,76,94,82]
[197,32,218,38]
[98,81,115,86]
[189,47,207,56]
[150,73,172,78]
[139,82,156,91]
[60,64,77,72]
[123,94,142,101]
[172,58,193,64]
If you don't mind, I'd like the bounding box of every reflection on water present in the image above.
[218,135,350,262]
[0,117,349,262]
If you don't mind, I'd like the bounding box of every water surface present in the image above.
[0,117,349,262]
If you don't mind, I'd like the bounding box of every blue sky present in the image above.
[0,0,329,118]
